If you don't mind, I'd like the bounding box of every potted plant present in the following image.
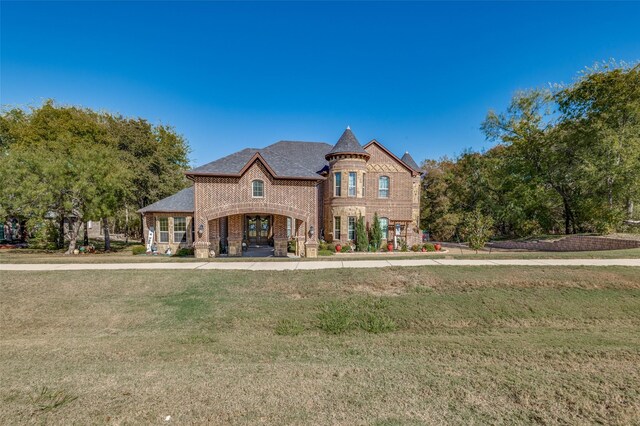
[335,243,342,253]
[434,243,442,251]
[387,242,394,252]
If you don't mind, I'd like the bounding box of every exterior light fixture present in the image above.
[198,223,204,236]
[309,225,315,238]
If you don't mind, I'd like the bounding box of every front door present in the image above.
[246,215,271,246]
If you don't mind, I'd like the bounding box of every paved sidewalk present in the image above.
[1,258,640,271]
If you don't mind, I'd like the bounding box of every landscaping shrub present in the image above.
[411,244,420,252]
[27,220,59,250]
[355,215,368,252]
[131,245,147,255]
[318,249,334,256]
[288,239,297,253]
[274,318,305,336]
[340,245,351,253]
[174,248,194,257]
[400,239,408,252]
[422,243,436,252]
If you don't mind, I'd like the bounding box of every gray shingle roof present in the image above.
[138,186,194,213]
[326,128,369,158]
[188,141,332,179]
[401,151,420,171]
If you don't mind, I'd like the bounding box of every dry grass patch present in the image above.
[1,267,639,424]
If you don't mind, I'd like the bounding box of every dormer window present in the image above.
[252,180,264,198]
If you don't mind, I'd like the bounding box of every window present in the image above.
[348,172,357,197]
[334,172,342,196]
[286,217,292,238]
[158,217,169,243]
[379,176,390,198]
[334,216,341,239]
[174,217,186,243]
[252,180,264,198]
[380,217,389,240]
[348,216,356,241]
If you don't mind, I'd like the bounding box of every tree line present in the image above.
[421,62,640,243]
[0,100,190,253]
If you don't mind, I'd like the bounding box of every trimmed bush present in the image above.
[411,244,421,252]
[174,248,194,257]
[131,245,147,255]
[422,243,436,252]
[340,245,351,253]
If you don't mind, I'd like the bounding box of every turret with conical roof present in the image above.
[325,127,370,161]
[324,127,369,243]
[401,151,420,172]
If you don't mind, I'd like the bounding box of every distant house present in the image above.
[139,128,421,257]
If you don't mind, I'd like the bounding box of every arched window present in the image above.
[378,176,390,198]
[252,180,264,198]
[380,217,389,240]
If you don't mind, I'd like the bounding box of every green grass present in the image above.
[1,266,639,423]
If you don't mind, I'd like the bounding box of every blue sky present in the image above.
[2,1,639,167]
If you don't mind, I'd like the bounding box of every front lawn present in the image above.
[1,266,639,424]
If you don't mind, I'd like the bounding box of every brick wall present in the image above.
[192,159,320,256]
[489,236,640,252]
[322,142,421,245]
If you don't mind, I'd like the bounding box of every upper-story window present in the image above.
[334,172,342,197]
[252,180,264,198]
[379,176,390,198]
[348,172,357,197]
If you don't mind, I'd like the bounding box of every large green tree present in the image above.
[0,100,191,252]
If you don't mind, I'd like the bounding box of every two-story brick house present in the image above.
[139,128,421,258]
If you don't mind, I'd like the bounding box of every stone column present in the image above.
[227,214,243,256]
[272,215,288,257]
[194,216,210,259]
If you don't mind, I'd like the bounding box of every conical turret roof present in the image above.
[401,151,420,171]
[326,127,369,159]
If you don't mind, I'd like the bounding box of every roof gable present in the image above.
[363,139,419,176]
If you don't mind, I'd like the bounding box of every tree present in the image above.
[461,209,494,253]
[370,212,382,250]
[0,100,190,253]
[355,215,368,252]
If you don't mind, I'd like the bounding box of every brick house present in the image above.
[139,128,421,258]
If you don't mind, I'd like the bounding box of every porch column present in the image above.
[295,219,305,257]
[194,216,210,259]
[208,218,220,256]
[227,214,243,256]
[272,215,288,257]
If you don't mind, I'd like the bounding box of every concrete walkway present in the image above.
[1,258,640,271]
